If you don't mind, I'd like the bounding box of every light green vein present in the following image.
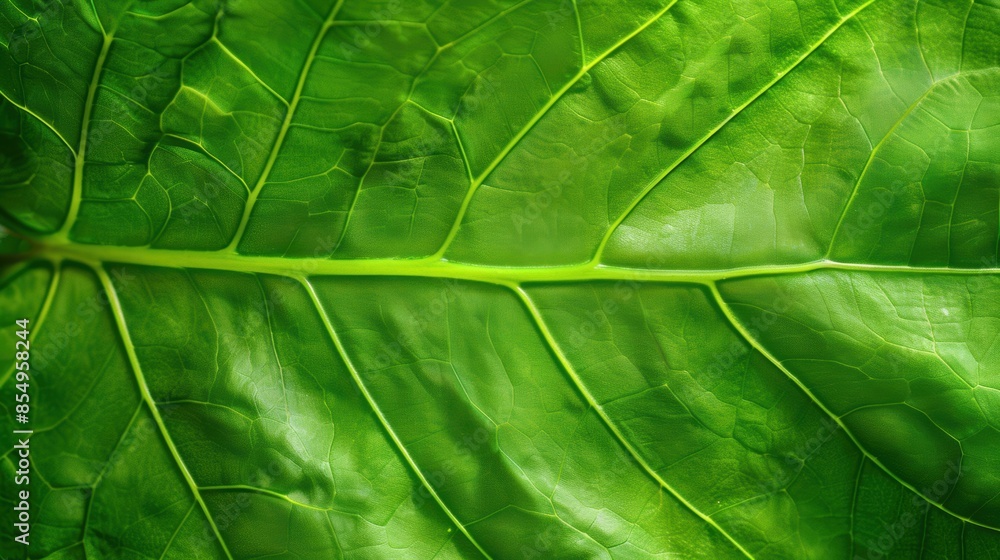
[571,0,586,66]
[848,455,866,547]
[515,286,756,560]
[38,241,1000,286]
[825,70,997,255]
[162,133,250,191]
[96,265,236,560]
[331,0,537,254]
[199,484,348,514]
[0,262,60,388]
[54,3,127,242]
[707,281,1000,533]
[301,277,493,560]
[431,0,681,259]
[592,0,879,264]
[224,0,345,253]
[158,503,196,560]
[80,404,143,544]
[211,35,289,106]
[0,91,75,153]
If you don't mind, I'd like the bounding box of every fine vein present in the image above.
[592,0,880,263]
[516,286,756,559]
[0,263,60,388]
[301,277,494,560]
[225,0,346,252]
[96,266,236,560]
[431,0,681,259]
[707,282,1000,532]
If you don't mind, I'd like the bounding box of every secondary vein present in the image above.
[431,0,681,259]
[516,286,756,559]
[55,33,114,242]
[96,265,236,560]
[224,0,346,253]
[592,0,880,264]
[707,281,1000,533]
[301,277,494,560]
[0,263,60,388]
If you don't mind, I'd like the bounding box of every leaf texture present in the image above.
[0,0,999,558]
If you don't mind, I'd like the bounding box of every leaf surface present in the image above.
[1,0,999,558]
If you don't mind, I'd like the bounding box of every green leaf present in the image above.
[1,0,998,558]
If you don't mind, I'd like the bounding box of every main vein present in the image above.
[36,241,1000,285]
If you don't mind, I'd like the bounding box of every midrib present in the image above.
[30,241,1000,285]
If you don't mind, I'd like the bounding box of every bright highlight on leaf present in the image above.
[0,0,998,558]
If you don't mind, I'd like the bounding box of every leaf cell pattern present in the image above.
[1,0,999,558]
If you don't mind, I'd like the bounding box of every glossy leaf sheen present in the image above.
[0,0,998,558]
